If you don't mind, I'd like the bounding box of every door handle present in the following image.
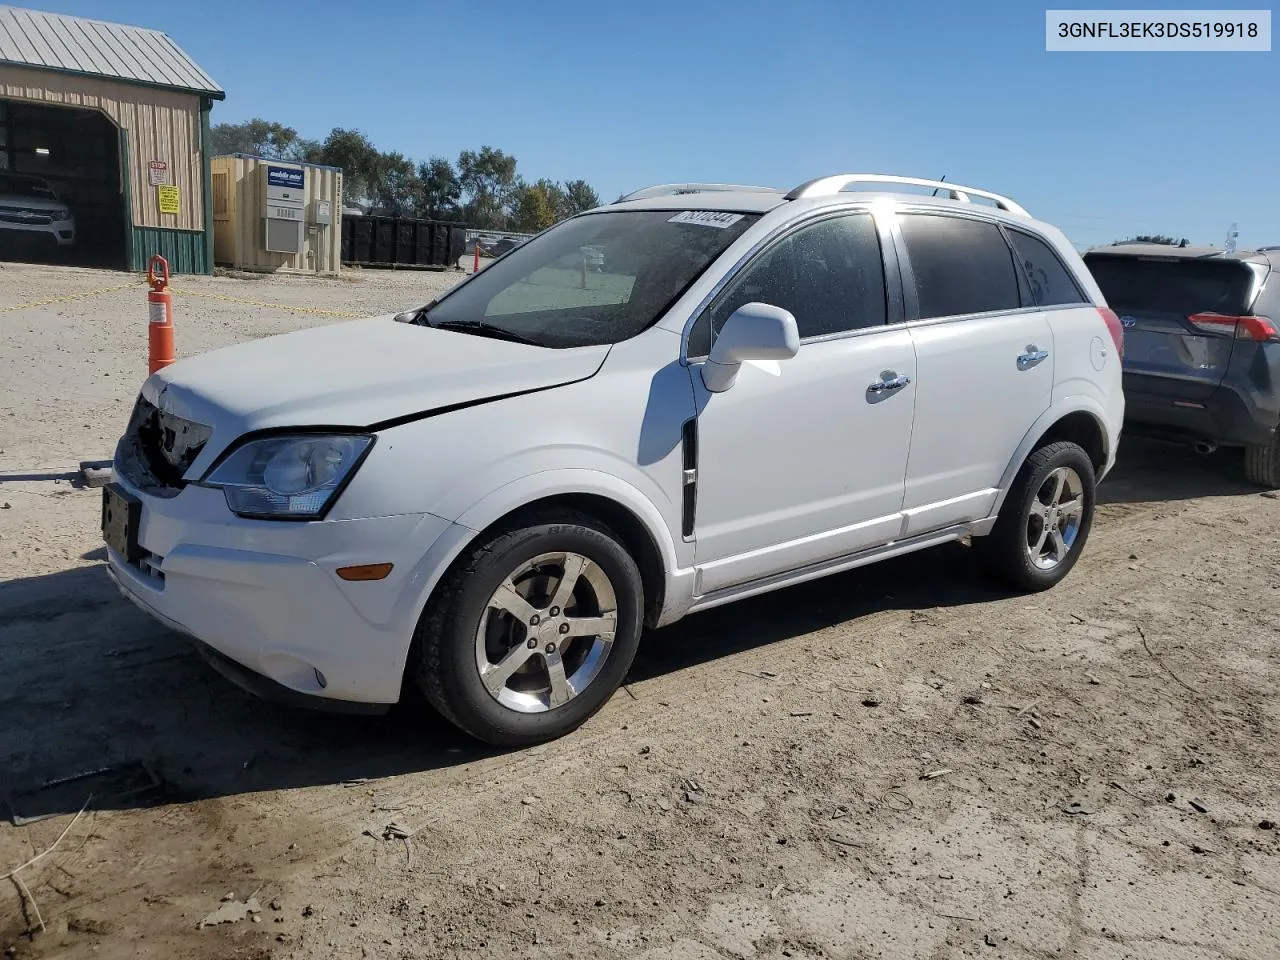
[1017,347,1049,370]
[867,374,912,394]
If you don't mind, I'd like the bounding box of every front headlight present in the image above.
[203,433,374,519]
[53,207,71,221]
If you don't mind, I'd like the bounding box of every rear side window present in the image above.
[1007,229,1088,307]
[1085,256,1258,315]
[899,214,1020,319]
[689,213,887,355]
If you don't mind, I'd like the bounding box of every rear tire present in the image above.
[975,441,1096,592]
[409,509,644,748]
[1244,435,1280,488]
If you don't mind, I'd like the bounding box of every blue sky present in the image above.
[27,0,1279,249]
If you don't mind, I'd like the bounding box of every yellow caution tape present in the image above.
[0,280,144,314]
[169,287,366,318]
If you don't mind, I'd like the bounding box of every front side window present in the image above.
[688,213,887,356]
[898,214,1020,320]
[420,210,758,348]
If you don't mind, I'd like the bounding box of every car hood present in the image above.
[0,193,63,211]
[144,314,610,454]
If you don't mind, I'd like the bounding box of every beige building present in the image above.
[212,154,343,274]
[0,4,223,272]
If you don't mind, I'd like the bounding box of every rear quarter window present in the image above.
[1007,229,1088,307]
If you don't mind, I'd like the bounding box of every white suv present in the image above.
[104,174,1125,746]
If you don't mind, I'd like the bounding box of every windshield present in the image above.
[0,175,55,200]
[421,209,760,347]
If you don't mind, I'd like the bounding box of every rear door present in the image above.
[1083,253,1264,401]
[894,211,1054,536]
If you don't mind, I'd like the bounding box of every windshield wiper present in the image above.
[428,319,544,346]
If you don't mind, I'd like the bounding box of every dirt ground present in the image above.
[1,263,1278,960]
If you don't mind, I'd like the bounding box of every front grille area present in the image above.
[0,210,53,225]
[114,393,212,497]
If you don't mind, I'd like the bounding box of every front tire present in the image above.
[410,510,644,747]
[976,441,1096,592]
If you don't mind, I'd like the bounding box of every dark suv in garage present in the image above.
[1083,243,1280,486]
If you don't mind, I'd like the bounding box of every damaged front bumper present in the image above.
[103,473,457,709]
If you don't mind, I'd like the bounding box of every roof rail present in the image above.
[785,174,1029,216]
[616,183,783,203]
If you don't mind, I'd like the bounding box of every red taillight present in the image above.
[1098,306,1125,361]
[1187,312,1279,341]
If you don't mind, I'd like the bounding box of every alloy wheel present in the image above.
[473,551,618,713]
[1026,466,1085,570]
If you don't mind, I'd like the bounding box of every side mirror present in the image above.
[701,302,800,393]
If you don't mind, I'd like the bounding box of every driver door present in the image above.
[686,212,917,595]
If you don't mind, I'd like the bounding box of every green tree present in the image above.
[511,179,563,233]
[370,151,421,217]
[457,146,519,229]
[560,179,602,217]
[210,117,604,228]
[209,118,302,159]
[290,137,322,162]
[305,128,384,208]
[417,156,462,218]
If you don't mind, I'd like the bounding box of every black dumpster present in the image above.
[341,216,467,269]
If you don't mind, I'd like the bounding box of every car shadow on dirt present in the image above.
[0,564,482,822]
[0,540,1011,822]
[1098,436,1260,504]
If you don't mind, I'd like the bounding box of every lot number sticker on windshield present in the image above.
[668,211,745,229]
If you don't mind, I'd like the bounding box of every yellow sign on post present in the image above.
[157,185,180,215]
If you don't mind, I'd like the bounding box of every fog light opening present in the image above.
[314,668,328,689]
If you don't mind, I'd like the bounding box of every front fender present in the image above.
[384,467,690,662]
[454,467,685,575]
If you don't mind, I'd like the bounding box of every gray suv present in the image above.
[1083,243,1280,486]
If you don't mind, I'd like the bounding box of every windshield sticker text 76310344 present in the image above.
[668,211,745,229]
